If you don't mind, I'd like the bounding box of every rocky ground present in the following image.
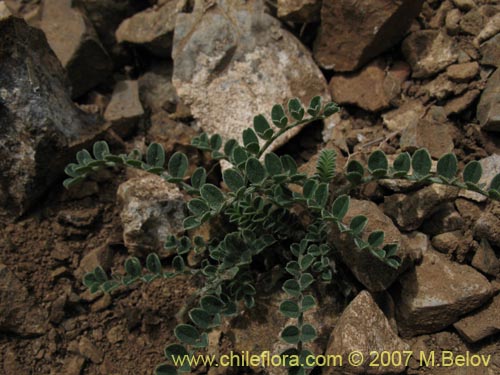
[0,0,499,374]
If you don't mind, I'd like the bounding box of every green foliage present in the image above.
[65,96,500,375]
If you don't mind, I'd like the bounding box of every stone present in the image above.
[0,1,11,19]
[400,119,454,159]
[62,356,85,375]
[146,111,199,154]
[117,174,186,256]
[480,33,500,67]
[115,0,180,57]
[75,245,114,280]
[394,248,493,337]
[445,8,462,35]
[477,68,500,132]
[313,0,424,72]
[106,325,124,344]
[327,199,415,292]
[382,101,425,132]
[329,59,408,112]
[419,74,468,101]
[474,212,500,248]
[431,230,470,256]
[459,7,486,35]
[402,30,459,78]
[78,337,103,364]
[40,0,112,98]
[384,185,459,231]
[138,63,178,113]
[172,0,332,154]
[0,16,108,223]
[446,62,479,82]
[454,294,500,343]
[472,239,500,277]
[104,80,144,138]
[444,89,481,116]
[277,0,320,22]
[451,0,476,11]
[3,349,27,374]
[475,12,500,47]
[325,291,409,375]
[0,264,47,335]
[421,203,464,236]
[460,154,500,202]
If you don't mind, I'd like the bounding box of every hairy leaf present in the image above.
[437,153,458,180]
[168,152,188,178]
[147,143,166,168]
[174,324,200,345]
[271,104,288,128]
[412,149,432,178]
[463,161,482,184]
[246,158,266,184]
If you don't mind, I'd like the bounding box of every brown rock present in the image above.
[75,245,114,280]
[445,8,462,35]
[329,59,408,112]
[104,80,144,138]
[480,33,500,67]
[472,239,500,277]
[474,212,500,248]
[146,111,198,153]
[452,0,476,11]
[277,0,320,22]
[431,230,470,256]
[138,63,178,113]
[402,30,459,78]
[474,12,500,47]
[40,0,112,98]
[394,249,493,337]
[313,0,424,71]
[325,291,409,375]
[62,356,85,375]
[382,101,425,132]
[117,175,186,256]
[78,337,103,364]
[419,73,468,101]
[0,1,12,19]
[115,0,180,57]
[400,119,454,158]
[384,185,459,231]
[459,7,486,35]
[454,294,500,343]
[421,203,464,236]
[446,62,479,82]
[477,68,500,132]
[327,199,414,292]
[444,89,481,116]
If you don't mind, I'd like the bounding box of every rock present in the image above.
[454,294,500,343]
[327,199,415,292]
[76,245,114,280]
[138,63,178,113]
[3,349,27,374]
[115,0,180,57]
[146,111,199,154]
[445,8,462,35]
[277,0,320,22]
[384,185,459,231]
[477,68,500,132]
[106,325,124,344]
[452,0,476,11]
[382,101,425,132]
[431,230,470,256]
[0,17,108,223]
[325,291,409,375]
[475,12,500,47]
[459,7,487,35]
[402,30,459,78]
[313,0,424,71]
[172,0,332,154]
[400,119,454,159]
[0,264,47,335]
[394,248,493,337]
[117,174,186,256]
[480,33,500,67]
[78,337,103,364]
[104,80,144,138]
[419,74,467,101]
[62,356,85,375]
[0,1,12,19]
[472,239,499,277]
[329,59,408,112]
[460,154,500,201]
[444,89,481,116]
[40,0,112,98]
[474,212,500,248]
[446,62,479,82]
[421,203,464,236]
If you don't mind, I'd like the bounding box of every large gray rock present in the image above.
[477,68,500,132]
[325,291,409,375]
[402,30,459,78]
[327,199,416,292]
[117,174,186,256]
[40,0,112,98]
[394,248,493,337]
[0,264,47,335]
[172,0,332,152]
[329,59,409,112]
[313,0,424,72]
[115,0,180,57]
[0,17,108,222]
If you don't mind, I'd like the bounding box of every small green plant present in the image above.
[65,96,500,375]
